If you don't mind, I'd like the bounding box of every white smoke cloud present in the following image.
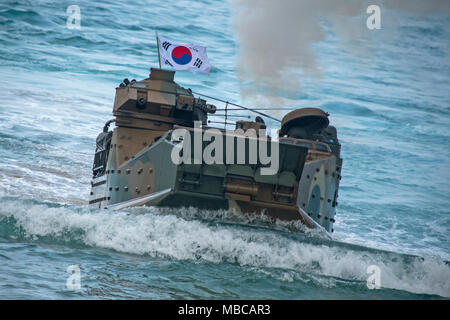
[231,0,450,105]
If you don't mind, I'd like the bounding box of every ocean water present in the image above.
[0,0,449,299]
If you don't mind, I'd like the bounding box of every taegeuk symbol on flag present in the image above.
[157,35,211,75]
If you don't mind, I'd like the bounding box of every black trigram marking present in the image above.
[164,59,173,67]
[193,58,203,68]
[162,41,171,51]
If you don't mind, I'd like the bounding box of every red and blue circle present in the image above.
[171,46,192,65]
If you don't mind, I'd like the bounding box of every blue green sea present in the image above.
[0,0,449,299]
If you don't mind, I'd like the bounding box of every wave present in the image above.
[0,8,41,19]
[0,197,449,298]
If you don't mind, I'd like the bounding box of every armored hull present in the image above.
[89,68,343,234]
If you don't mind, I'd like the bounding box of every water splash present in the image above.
[1,197,449,297]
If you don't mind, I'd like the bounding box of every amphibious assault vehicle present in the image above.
[89,68,343,234]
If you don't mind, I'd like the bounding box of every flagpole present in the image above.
[155,31,162,69]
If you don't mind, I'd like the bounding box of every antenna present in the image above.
[192,91,281,123]
[212,114,251,118]
[216,107,294,111]
[208,120,235,126]
[155,31,162,69]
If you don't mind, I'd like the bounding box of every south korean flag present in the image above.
[158,35,211,75]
